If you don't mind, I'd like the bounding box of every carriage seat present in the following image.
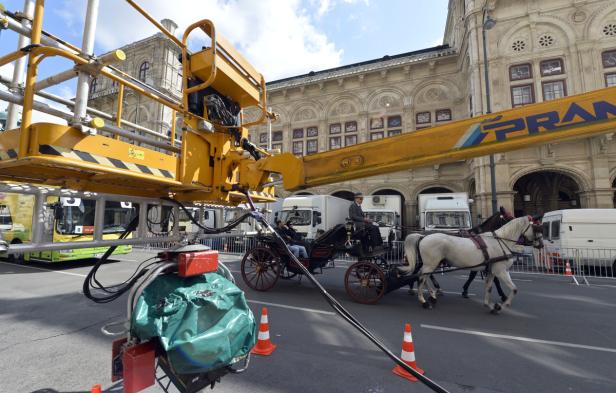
[308,224,346,260]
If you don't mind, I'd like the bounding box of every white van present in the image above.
[541,209,616,274]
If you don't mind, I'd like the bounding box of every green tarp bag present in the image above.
[131,272,256,375]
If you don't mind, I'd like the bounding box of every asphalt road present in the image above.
[1,250,615,393]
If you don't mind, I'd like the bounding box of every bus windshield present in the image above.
[279,209,311,226]
[103,202,138,233]
[426,211,471,229]
[0,204,12,229]
[56,200,138,235]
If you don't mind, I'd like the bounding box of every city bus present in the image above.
[0,192,135,263]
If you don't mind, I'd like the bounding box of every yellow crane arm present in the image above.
[256,86,616,191]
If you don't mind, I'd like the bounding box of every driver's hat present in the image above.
[354,192,364,198]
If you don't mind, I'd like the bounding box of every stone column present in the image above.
[578,190,615,208]
[407,201,418,229]
[359,111,369,143]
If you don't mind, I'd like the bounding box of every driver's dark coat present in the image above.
[349,202,366,228]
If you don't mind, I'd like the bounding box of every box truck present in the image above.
[361,195,403,242]
[278,195,352,239]
[418,193,472,232]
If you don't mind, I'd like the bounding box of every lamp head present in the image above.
[483,15,496,30]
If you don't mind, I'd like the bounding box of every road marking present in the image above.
[591,284,616,289]
[247,300,335,316]
[441,290,476,297]
[0,261,87,278]
[420,324,616,354]
[455,275,532,282]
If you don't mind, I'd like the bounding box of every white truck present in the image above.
[418,193,472,232]
[278,195,352,240]
[362,195,403,242]
[260,198,283,225]
[224,204,259,235]
[541,209,616,274]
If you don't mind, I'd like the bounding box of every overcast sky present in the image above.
[1,0,448,115]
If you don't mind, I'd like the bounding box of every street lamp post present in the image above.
[267,106,272,151]
[482,9,498,215]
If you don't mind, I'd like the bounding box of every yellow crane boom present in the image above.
[257,86,616,191]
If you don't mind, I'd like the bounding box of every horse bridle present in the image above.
[520,217,544,247]
[493,217,543,250]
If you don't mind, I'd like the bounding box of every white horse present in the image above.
[401,216,544,313]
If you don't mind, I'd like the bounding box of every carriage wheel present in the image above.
[241,247,281,291]
[344,261,387,305]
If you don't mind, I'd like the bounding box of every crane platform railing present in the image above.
[0,0,277,204]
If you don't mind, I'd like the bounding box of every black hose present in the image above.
[161,197,253,234]
[82,215,150,304]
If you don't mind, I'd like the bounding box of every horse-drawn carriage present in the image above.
[240,222,417,304]
[240,209,530,307]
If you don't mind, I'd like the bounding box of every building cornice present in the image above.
[267,46,457,91]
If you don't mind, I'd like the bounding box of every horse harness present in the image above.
[468,232,513,271]
[413,231,513,277]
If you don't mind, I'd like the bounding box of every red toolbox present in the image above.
[177,250,219,277]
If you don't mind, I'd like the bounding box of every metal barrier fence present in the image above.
[137,233,260,255]
[512,247,616,281]
[137,235,616,281]
[137,233,407,262]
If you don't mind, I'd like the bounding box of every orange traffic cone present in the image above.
[564,261,573,277]
[91,384,101,393]
[392,323,424,382]
[251,307,277,356]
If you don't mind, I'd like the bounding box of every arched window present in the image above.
[90,77,98,94]
[139,61,150,82]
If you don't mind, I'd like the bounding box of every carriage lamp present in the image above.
[523,195,531,202]
[345,219,354,233]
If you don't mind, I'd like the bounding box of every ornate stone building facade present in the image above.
[89,2,616,228]
[247,0,616,227]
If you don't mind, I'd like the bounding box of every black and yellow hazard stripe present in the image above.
[38,144,175,179]
[0,149,18,161]
[249,190,276,200]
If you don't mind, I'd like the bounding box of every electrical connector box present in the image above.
[177,250,219,277]
[123,341,155,393]
[111,336,128,382]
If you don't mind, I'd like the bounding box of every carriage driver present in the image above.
[349,192,383,250]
